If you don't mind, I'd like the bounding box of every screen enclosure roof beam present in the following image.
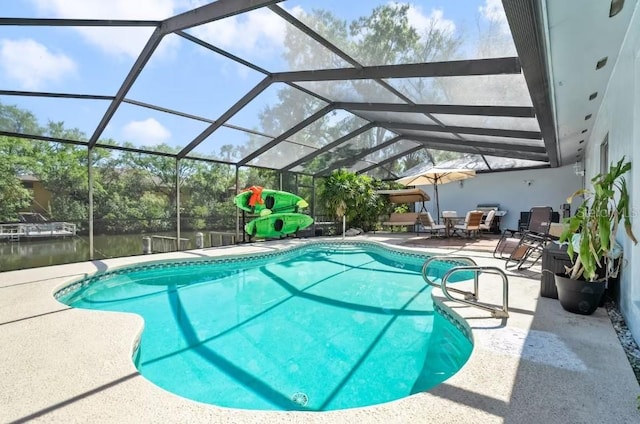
[236,104,337,166]
[315,136,404,177]
[356,145,426,175]
[335,102,535,118]
[382,122,541,140]
[178,76,273,159]
[281,122,377,171]
[405,135,546,154]
[271,57,521,83]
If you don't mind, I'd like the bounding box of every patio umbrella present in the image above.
[395,168,476,222]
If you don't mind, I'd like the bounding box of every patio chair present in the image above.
[479,209,496,233]
[493,206,553,270]
[452,210,484,238]
[422,211,447,236]
[518,211,530,232]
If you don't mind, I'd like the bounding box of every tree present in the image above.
[0,102,94,222]
[347,4,464,171]
[0,155,32,222]
[0,102,44,221]
[38,142,89,221]
[0,102,42,135]
[181,160,237,231]
[254,4,466,178]
[318,169,390,232]
[1,101,278,233]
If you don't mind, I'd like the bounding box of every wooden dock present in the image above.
[0,222,77,241]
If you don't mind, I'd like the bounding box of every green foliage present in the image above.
[241,167,278,189]
[350,4,421,63]
[0,101,94,222]
[1,101,247,233]
[0,136,36,221]
[0,161,32,222]
[318,170,389,231]
[393,204,409,214]
[559,157,637,281]
[180,160,237,231]
[262,4,469,177]
[0,3,510,234]
[0,103,41,134]
[39,143,89,221]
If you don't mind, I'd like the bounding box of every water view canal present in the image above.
[0,231,236,272]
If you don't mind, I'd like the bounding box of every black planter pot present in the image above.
[554,273,606,315]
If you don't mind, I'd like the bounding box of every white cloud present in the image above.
[479,0,510,34]
[122,118,171,145]
[190,7,287,57]
[0,38,76,89]
[235,64,251,80]
[29,0,177,58]
[406,5,456,37]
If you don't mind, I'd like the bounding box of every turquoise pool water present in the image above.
[59,242,472,411]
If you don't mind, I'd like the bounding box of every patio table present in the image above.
[442,216,465,237]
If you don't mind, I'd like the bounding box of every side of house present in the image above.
[18,175,51,217]
[415,165,581,231]
[585,5,640,342]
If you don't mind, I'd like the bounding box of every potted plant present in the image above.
[556,157,637,314]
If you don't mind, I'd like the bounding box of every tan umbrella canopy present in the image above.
[396,168,476,221]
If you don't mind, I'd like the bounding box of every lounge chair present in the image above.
[452,210,484,238]
[494,206,553,270]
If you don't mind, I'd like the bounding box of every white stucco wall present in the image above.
[586,2,640,344]
[414,165,581,231]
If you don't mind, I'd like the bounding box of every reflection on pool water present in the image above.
[59,242,472,411]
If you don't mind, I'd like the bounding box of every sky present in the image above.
[0,0,515,160]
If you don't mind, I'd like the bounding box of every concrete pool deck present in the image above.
[1,234,639,423]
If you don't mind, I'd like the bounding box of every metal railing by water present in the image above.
[422,255,509,319]
[209,231,236,247]
[146,235,190,253]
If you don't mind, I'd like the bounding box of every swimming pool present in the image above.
[57,241,472,411]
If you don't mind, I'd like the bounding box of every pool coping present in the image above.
[2,234,639,423]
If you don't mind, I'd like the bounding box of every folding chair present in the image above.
[493,206,553,270]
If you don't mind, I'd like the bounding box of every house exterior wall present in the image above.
[31,181,51,215]
[414,165,581,231]
[586,2,640,344]
[20,180,51,216]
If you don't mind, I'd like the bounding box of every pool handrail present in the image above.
[422,255,509,319]
[422,256,479,300]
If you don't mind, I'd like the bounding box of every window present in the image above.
[600,134,609,175]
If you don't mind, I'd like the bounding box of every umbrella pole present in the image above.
[435,183,440,224]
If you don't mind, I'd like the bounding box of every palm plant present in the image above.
[559,157,637,281]
[318,170,389,232]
